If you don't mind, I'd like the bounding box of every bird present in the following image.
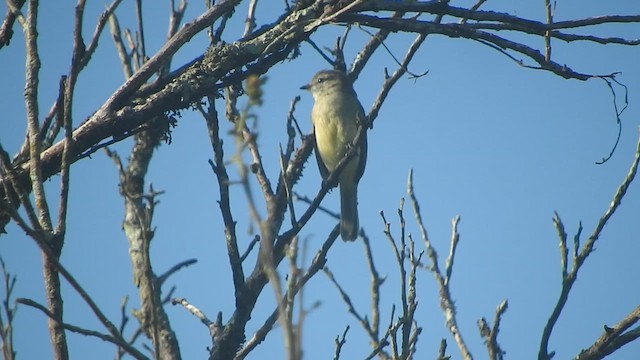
[301,69,368,241]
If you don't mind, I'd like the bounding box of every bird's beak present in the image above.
[300,83,310,91]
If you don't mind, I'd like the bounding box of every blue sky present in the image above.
[1,1,639,359]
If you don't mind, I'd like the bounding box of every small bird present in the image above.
[301,70,368,241]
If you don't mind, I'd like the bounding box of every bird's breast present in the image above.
[312,98,359,172]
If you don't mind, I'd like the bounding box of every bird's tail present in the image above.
[340,182,359,241]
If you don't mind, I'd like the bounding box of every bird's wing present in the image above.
[354,107,368,183]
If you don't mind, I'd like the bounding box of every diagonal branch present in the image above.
[16,298,147,360]
[539,131,640,360]
[0,0,326,234]
[575,306,640,360]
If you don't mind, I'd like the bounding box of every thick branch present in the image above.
[0,0,327,234]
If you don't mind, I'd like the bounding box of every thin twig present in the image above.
[0,257,17,360]
[539,131,640,360]
[240,235,260,263]
[362,230,384,341]
[236,225,339,359]
[544,0,553,62]
[23,220,136,355]
[350,12,403,78]
[16,298,147,360]
[157,258,198,285]
[595,75,628,164]
[478,300,508,360]
[332,326,349,360]
[324,266,376,341]
[135,0,147,62]
[171,298,219,338]
[408,169,472,360]
[243,0,258,37]
[81,0,124,71]
[201,99,246,303]
[367,32,428,129]
[109,13,134,79]
[444,216,460,287]
[293,192,340,219]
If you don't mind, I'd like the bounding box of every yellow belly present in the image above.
[312,104,359,176]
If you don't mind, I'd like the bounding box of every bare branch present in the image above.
[171,298,219,338]
[110,122,181,358]
[134,0,146,62]
[201,98,246,306]
[243,0,258,37]
[240,235,260,263]
[10,0,123,167]
[350,11,405,78]
[81,0,124,71]
[157,259,198,285]
[362,231,384,341]
[10,234,134,358]
[539,131,640,360]
[0,0,26,48]
[25,0,51,233]
[408,169,472,360]
[2,0,639,237]
[595,75,628,164]
[3,2,640,359]
[0,257,17,360]
[366,32,427,129]
[437,338,451,360]
[575,306,640,360]
[161,0,188,77]
[478,300,508,360]
[109,13,134,79]
[17,297,147,360]
[332,326,349,360]
[324,266,371,336]
[544,0,554,62]
[236,225,339,359]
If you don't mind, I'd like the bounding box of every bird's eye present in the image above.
[316,77,325,83]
